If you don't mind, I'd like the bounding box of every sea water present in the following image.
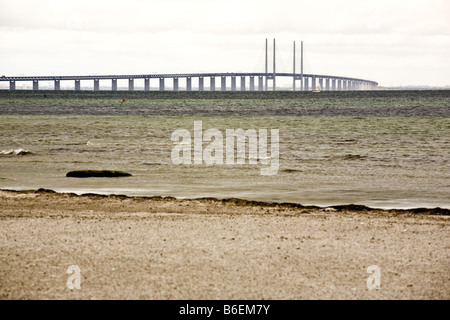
[1,91,449,209]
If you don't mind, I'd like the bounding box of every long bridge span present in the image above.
[0,39,378,91]
[0,72,378,92]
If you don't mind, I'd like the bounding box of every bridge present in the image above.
[0,39,378,92]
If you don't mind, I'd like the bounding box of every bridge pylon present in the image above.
[265,38,277,91]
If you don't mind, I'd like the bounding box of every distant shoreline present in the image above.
[1,89,450,99]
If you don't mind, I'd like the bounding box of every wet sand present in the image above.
[0,189,449,300]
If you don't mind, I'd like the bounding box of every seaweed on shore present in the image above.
[1,188,448,215]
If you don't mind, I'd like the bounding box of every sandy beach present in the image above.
[0,189,449,300]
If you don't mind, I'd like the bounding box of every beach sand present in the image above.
[0,189,449,300]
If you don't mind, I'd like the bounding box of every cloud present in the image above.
[0,0,449,86]
[1,0,447,35]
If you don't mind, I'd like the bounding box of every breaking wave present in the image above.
[0,148,33,156]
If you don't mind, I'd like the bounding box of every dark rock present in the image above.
[66,170,132,178]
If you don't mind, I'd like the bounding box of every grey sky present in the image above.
[1,0,449,87]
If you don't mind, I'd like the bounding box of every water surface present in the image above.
[1,90,449,209]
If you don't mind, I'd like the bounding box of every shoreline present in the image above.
[2,188,449,216]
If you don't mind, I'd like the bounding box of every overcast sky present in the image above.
[1,0,449,87]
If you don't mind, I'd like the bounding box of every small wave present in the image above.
[0,148,33,156]
[86,141,101,147]
[143,162,162,166]
[342,154,367,160]
[335,139,358,145]
[282,168,302,173]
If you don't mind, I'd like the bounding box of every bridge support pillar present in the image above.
[304,77,309,91]
[75,80,80,91]
[33,80,39,91]
[94,79,99,91]
[337,80,342,91]
[325,78,330,91]
[187,77,192,91]
[343,80,347,91]
[319,78,323,91]
[199,77,204,91]
[250,76,255,91]
[258,76,264,91]
[112,79,117,91]
[331,79,336,91]
[159,78,165,91]
[9,81,15,91]
[312,76,316,91]
[241,76,246,91]
[173,78,179,91]
[231,76,236,91]
[221,76,226,91]
[210,77,215,91]
[144,78,149,91]
[128,79,134,91]
[54,80,60,91]
[266,76,275,91]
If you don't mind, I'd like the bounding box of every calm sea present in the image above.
[1,90,449,209]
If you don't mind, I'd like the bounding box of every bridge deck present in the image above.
[0,72,378,86]
[1,72,378,91]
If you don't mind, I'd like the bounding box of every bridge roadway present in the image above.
[0,72,378,91]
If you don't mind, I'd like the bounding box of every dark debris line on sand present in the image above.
[1,189,449,216]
